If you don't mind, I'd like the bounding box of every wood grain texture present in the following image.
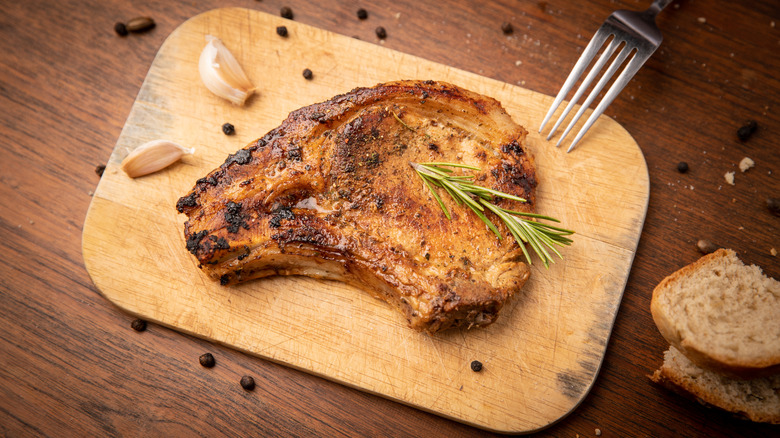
[1,0,778,437]
[81,8,647,433]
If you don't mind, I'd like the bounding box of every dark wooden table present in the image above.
[1,0,777,436]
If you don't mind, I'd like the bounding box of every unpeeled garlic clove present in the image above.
[199,35,256,105]
[120,140,194,178]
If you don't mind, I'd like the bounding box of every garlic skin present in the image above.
[199,35,256,105]
[120,140,194,178]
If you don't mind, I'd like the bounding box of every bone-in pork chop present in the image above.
[176,80,537,333]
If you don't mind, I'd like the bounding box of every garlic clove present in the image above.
[199,35,256,105]
[120,140,194,178]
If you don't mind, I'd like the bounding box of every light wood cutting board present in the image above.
[82,8,648,434]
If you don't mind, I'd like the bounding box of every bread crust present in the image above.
[651,366,780,424]
[650,347,780,424]
[650,249,780,379]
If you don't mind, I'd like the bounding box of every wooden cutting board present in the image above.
[82,8,648,434]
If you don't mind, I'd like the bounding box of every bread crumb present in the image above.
[697,17,707,24]
[724,171,735,185]
[771,248,777,256]
[595,428,602,436]
[739,157,755,172]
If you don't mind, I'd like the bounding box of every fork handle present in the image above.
[648,0,674,16]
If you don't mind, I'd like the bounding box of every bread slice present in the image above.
[651,346,780,424]
[651,249,780,378]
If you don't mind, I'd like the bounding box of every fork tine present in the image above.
[545,37,621,141]
[555,42,633,147]
[538,28,611,134]
[566,48,654,152]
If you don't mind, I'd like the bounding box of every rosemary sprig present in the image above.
[411,162,574,268]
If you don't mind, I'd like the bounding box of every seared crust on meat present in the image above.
[177,80,537,333]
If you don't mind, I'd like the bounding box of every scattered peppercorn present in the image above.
[280,6,294,20]
[501,22,514,34]
[696,239,718,255]
[95,164,106,177]
[375,26,387,39]
[357,8,368,20]
[240,375,256,390]
[470,360,483,372]
[114,22,128,37]
[222,122,235,135]
[199,353,216,368]
[126,16,156,33]
[677,161,689,173]
[767,198,780,217]
[131,319,147,332]
[302,68,313,80]
[737,120,757,141]
[276,25,288,37]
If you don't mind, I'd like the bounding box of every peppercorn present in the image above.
[199,353,216,368]
[696,239,718,255]
[470,360,483,372]
[240,375,255,390]
[767,198,780,217]
[357,9,368,20]
[131,319,147,332]
[276,25,288,37]
[126,16,156,33]
[114,22,128,37]
[375,26,387,39]
[222,123,235,135]
[95,164,106,177]
[280,6,294,20]
[302,68,313,80]
[501,22,514,34]
[677,161,689,173]
[737,120,757,141]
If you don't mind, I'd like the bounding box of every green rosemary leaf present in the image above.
[410,161,573,267]
[421,162,482,171]
[466,201,502,238]
[418,172,451,219]
[391,111,416,132]
[442,179,483,211]
[459,183,526,202]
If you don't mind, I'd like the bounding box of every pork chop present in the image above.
[176,80,537,333]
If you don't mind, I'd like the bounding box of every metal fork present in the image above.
[539,0,673,152]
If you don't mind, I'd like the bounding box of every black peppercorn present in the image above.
[501,22,514,34]
[375,26,387,39]
[131,319,147,332]
[95,164,106,177]
[199,353,216,368]
[240,375,255,390]
[276,25,288,37]
[470,360,483,372]
[677,161,689,173]
[767,198,780,217]
[222,123,235,135]
[302,68,313,80]
[114,22,128,36]
[357,9,368,20]
[737,120,757,141]
[280,6,294,20]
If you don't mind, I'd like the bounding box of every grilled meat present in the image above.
[177,80,537,333]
